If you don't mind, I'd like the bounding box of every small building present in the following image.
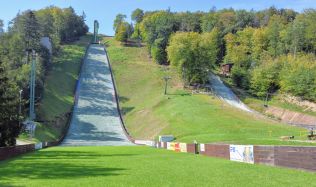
[158,135,174,142]
[221,63,234,76]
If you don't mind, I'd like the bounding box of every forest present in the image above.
[0,6,88,146]
[114,7,316,102]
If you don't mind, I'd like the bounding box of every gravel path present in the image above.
[62,44,133,146]
[209,73,253,113]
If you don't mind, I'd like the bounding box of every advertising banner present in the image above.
[167,142,176,150]
[166,142,171,150]
[179,143,187,152]
[160,142,165,148]
[229,145,254,164]
[175,143,180,152]
[169,142,176,151]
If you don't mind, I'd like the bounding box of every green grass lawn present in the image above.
[104,37,314,146]
[28,35,91,142]
[0,146,315,187]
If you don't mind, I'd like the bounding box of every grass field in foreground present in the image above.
[29,35,91,142]
[0,146,315,187]
[104,37,313,146]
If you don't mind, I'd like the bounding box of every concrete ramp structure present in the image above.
[62,44,133,146]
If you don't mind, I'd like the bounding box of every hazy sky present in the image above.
[1,0,316,35]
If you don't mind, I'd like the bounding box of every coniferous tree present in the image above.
[21,10,40,52]
[0,63,21,147]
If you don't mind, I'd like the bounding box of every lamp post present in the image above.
[163,76,171,95]
[19,89,23,124]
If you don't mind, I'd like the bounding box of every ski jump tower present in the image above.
[93,20,99,44]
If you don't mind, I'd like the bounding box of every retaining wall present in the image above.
[274,146,316,171]
[157,142,316,172]
[200,144,230,159]
[0,144,35,161]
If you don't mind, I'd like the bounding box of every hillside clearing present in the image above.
[104,37,313,146]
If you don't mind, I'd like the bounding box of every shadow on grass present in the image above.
[123,40,143,48]
[0,150,132,185]
[122,106,135,115]
[119,96,130,103]
[167,93,191,96]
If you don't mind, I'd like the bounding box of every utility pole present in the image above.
[29,50,36,121]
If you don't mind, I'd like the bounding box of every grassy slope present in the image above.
[105,37,313,146]
[220,76,316,117]
[0,146,315,187]
[243,95,316,117]
[30,35,91,142]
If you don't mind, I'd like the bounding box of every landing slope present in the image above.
[62,44,132,146]
[209,73,252,112]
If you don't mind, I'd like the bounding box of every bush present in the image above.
[250,58,282,97]
[279,54,316,101]
[151,38,167,64]
[231,66,249,89]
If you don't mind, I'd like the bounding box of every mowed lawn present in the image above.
[104,37,313,146]
[0,146,315,187]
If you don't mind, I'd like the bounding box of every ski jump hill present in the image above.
[62,44,133,146]
[61,43,252,147]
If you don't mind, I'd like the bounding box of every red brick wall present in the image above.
[0,144,35,161]
[200,144,230,159]
[254,146,275,166]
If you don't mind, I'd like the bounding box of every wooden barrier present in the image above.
[274,146,316,171]
[200,144,230,159]
[254,146,275,166]
[186,144,197,154]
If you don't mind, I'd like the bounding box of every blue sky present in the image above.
[1,0,316,35]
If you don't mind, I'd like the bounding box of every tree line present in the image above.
[0,6,88,146]
[114,7,316,101]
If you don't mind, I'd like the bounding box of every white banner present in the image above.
[229,145,254,164]
[200,144,205,152]
[160,142,165,148]
[134,140,155,147]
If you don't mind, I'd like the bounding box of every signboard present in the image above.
[230,145,254,164]
[200,144,205,152]
[158,135,174,142]
[35,142,42,150]
[167,142,176,150]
